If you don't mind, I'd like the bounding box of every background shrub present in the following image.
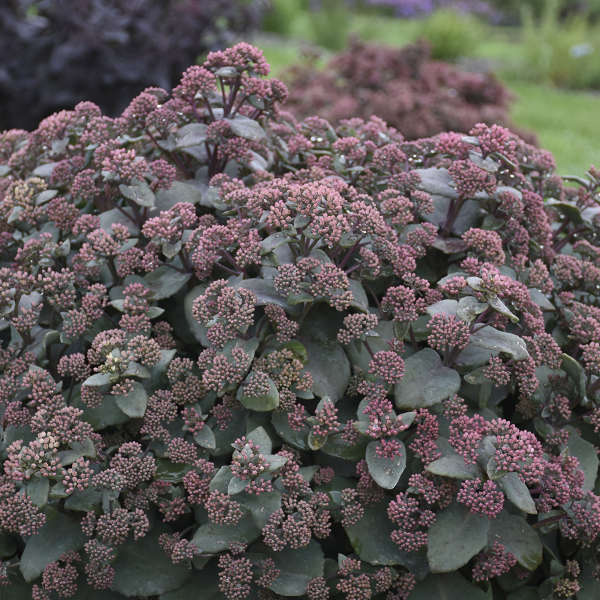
[418,8,483,60]
[0,0,266,131]
[0,43,599,599]
[518,0,600,90]
[282,39,533,141]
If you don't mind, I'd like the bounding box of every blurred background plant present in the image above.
[282,38,526,140]
[0,0,267,131]
[418,7,483,59]
[518,0,600,89]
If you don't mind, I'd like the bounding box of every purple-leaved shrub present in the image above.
[0,0,267,131]
[0,42,599,600]
[283,39,536,143]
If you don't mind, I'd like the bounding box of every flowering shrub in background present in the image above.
[0,42,599,599]
[282,39,534,142]
[0,0,266,131]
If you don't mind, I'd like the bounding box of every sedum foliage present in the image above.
[0,42,599,600]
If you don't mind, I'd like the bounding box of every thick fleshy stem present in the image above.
[441,195,466,237]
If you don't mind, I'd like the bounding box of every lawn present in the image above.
[506,79,600,175]
[256,8,600,175]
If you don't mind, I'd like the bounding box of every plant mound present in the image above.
[0,0,266,131]
[0,43,599,600]
[283,39,534,142]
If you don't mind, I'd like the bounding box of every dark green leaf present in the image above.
[143,266,191,300]
[415,167,457,198]
[365,440,406,489]
[426,440,481,480]
[114,381,148,418]
[20,508,86,582]
[346,319,395,372]
[561,353,586,397]
[159,570,221,600]
[161,240,182,259]
[0,532,16,558]
[567,427,598,490]
[488,295,519,323]
[192,514,260,553]
[212,408,246,456]
[238,375,280,412]
[427,503,489,573]
[265,454,288,472]
[456,326,529,367]
[194,426,216,450]
[184,285,209,346]
[246,426,272,454]
[497,472,537,515]
[238,490,282,529]
[99,207,138,235]
[64,488,103,512]
[25,477,49,507]
[155,459,192,484]
[579,559,600,600]
[33,162,59,178]
[506,588,540,600]
[426,299,458,317]
[271,411,308,450]
[83,372,112,388]
[119,180,155,208]
[0,579,32,600]
[528,288,555,311]
[298,308,349,401]
[175,123,208,148]
[235,278,292,310]
[348,279,369,312]
[267,540,324,597]
[394,348,460,410]
[82,395,129,430]
[488,511,542,571]
[546,198,582,224]
[344,504,428,575]
[410,573,489,600]
[149,348,176,388]
[209,466,233,493]
[228,476,249,495]
[226,116,266,141]
[122,361,151,380]
[111,527,190,597]
[155,180,211,210]
[320,433,367,460]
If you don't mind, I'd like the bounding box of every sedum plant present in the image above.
[282,39,535,143]
[0,42,599,600]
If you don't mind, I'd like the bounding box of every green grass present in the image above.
[504,79,600,175]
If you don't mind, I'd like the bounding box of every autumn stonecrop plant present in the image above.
[0,42,599,600]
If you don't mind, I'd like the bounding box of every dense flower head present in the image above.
[457,478,504,518]
[0,42,598,600]
[472,541,517,581]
